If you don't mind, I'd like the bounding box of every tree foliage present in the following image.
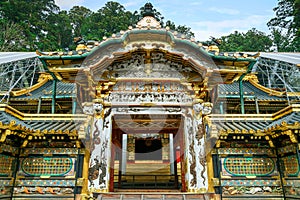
[219,29,273,52]
[165,20,195,38]
[69,6,93,38]
[0,1,196,51]
[0,21,28,51]
[1,1,298,52]
[267,0,300,51]
[0,0,59,51]
[81,1,134,40]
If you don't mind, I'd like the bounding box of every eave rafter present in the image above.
[0,104,87,142]
[211,104,300,145]
[10,73,53,97]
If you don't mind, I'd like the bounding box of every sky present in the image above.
[55,0,278,41]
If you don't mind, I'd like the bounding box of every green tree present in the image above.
[243,28,273,51]
[174,25,195,38]
[42,10,73,51]
[0,1,195,51]
[165,20,176,30]
[165,20,195,38]
[82,1,133,40]
[218,31,244,52]
[0,20,28,51]
[270,28,297,52]
[268,0,300,51]
[0,0,59,50]
[68,6,92,37]
[219,29,272,52]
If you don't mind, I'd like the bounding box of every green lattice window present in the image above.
[222,157,276,176]
[20,157,75,177]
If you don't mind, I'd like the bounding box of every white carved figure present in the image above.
[192,102,213,117]
[93,103,103,115]
[202,102,213,115]
[82,103,94,115]
[193,103,203,115]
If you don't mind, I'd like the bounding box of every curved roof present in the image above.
[210,105,300,135]
[0,104,85,136]
[0,52,38,64]
[38,16,256,86]
[217,81,286,101]
[10,80,75,100]
[266,112,300,130]
[259,52,300,65]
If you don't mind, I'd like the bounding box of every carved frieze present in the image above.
[106,52,200,80]
[106,91,192,105]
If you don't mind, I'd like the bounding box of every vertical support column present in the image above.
[117,140,122,189]
[169,133,175,175]
[121,134,127,175]
[10,147,20,199]
[239,79,245,114]
[296,143,300,178]
[179,128,187,192]
[87,105,111,193]
[275,148,286,199]
[109,140,116,192]
[51,79,57,114]
[72,97,77,114]
[206,151,215,193]
[118,134,127,188]
[37,97,42,114]
[81,149,90,196]
[219,102,224,114]
[255,96,260,114]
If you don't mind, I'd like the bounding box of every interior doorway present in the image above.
[109,114,185,192]
[135,138,162,160]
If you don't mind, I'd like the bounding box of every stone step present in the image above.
[96,193,219,200]
[113,162,182,184]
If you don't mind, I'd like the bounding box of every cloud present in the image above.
[208,7,240,15]
[122,1,141,9]
[192,14,271,40]
[55,0,84,10]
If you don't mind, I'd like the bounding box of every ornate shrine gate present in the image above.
[72,15,254,197]
[80,50,214,193]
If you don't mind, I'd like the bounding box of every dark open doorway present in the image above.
[135,138,162,160]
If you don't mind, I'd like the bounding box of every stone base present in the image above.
[85,193,220,200]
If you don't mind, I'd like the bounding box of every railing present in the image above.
[115,174,180,189]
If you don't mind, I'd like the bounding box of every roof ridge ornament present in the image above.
[137,2,161,29]
[137,16,161,29]
[141,2,155,18]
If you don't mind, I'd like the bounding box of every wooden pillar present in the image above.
[37,98,42,114]
[169,133,175,174]
[296,143,300,170]
[206,151,215,193]
[180,127,186,192]
[255,96,260,114]
[173,134,179,189]
[51,79,57,114]
[121,134,127,174]
[72,97,77,114]
[239,79,245,114]
[118,133,127,188]
[118,142,122,189]
[109,137,116,192]
[81,149,90,195]
[219,102,224,114]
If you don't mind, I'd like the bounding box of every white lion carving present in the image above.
[93,103,103,115]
